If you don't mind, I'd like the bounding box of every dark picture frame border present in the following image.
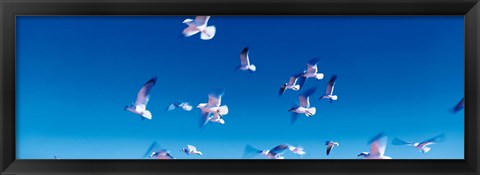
[1,0,479,174]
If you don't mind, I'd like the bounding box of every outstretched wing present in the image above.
[326,144,335,156]
[194,16,210,26]
[144,141,159,158]
[207,88,225,107]
[299,87,317,108]
[305,57,320,73]
[452,98,464,113]
[422,133,446,144]
[199,112,211,128]
[270,144,290,154]
[325,75,337,95]
[369,133,387,156]
[240,47,250,66]
[242,144,262,158]
[135,77,157,106]
[391,138,413,145]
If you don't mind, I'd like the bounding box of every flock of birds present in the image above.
[120,16,465,160]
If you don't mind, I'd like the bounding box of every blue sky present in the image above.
[16,16,464,159]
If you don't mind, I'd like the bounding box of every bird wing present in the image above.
[144,141,159,158]
[290,112,299,125]
[288,73,303,85]
[326,144,335,155]
[270,144,290,154]
[369,134,387,156]
[453,98,464,113]
[194,16,210,26]
[305,57,320,73]
[422,133,446,143]
[199,112,211,128]
[135,77,157,106]
[187,145,197,151]
[182,26,200,37]
[243,144,263,158]
[240,47,250,66]
[299,87,317,108]
[391,138,413,145]
[325,75,337,95]
[207,88,225,107]
[296,75,306,88]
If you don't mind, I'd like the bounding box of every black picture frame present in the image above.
[1,0,479,175]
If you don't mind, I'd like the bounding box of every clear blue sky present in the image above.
[16,16,464,159]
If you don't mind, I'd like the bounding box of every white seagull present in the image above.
[124,77,157,120]
[392,133,445,153]
[358,133,392,159]
[319,75,338,103]
[197,88,229,127]
[236,47,256,72]
[325,141,340,156]
[166,102,193,111]
[302,57,324,81]
[181,145,203,155]
[279,73,306,96]
[452,97,464,113]
[288,86,317,125]
[243,144,290,159]
[182,16,216,40]
[144,141,175,159]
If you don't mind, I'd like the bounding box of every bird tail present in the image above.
[142,110,152,120]
[391,138,410,145]
[249,64,256,72]
[306,107,316,116]
[243,144,262,159]
[201,26,216,40]
[217,105,229,115]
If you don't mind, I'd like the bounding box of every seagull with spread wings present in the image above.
[279,73,306,96]
[181,145,203,155]
[124,77,157,120]
[197,88,229,127]
[358,133,392,159]
[288,145,307,158]
[236,47,256,72]
[392,133,445,153]
[182,16,216,40]
[302,57,324,81]
[243,144,291,159]
[320,75,338,103]
[288,86,318,124]
[325,141,340,156]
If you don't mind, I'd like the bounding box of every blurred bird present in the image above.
[236,47,256,72]
[325,141,340,156]
[243,144,291,159]
[144,141,175,159]
[197,88,229,127]
[319,75,338,103]
[279,73,306,96]
[166,102,193,111]
[289,86,318,124]
[452,97,464,113]
[302,57,324,81]
[182,16,216,40]
[124,77,157,120]
[392,133,445,153]
[181,145,203,155]
[358,133,392,159]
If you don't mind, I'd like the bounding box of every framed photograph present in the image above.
[1,0,479,174]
